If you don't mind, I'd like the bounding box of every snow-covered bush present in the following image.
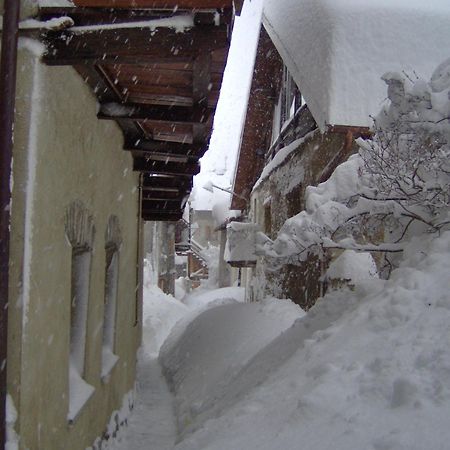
[261,59,450,273]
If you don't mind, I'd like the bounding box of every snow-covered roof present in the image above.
[263,0,450,130]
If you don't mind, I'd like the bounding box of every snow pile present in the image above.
[142,284,189,358]
[171,230,450,450]
[160,298,304,437]
[87,390,135,450]
[6,395,19,450]
[183,286,245,309]
[262,60,450,261]
[224,221,259,263]
[263,0,450,129]
[325,250,378,283]
[71,15,194,33]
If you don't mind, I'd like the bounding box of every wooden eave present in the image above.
[39,2,234,221]
[231,26,283,210]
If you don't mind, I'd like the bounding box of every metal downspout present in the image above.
[0,0,21,447]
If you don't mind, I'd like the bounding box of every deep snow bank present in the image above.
[159,297,304,437]
[142,284,189,358]
[170,232,450,450]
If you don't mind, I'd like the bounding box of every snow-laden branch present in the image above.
[259,58,450,265]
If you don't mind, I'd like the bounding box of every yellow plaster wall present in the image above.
[8,46,142,450]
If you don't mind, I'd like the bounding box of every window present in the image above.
[271,65,302,146]
[70,247,92,376]
[65,201,95,421]
[102,216,122,377]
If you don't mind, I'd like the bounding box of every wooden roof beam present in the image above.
[142,197,188,210]
[142,210,184,222]
[39,7,232,26]
[130,151,191,163]
[98,103,211,123]
[43,26,229,66]
[72,0,233,8]
[142,174,193,189]
[124,137,205,156]
[142,190,187,200]
[133,157,200,176]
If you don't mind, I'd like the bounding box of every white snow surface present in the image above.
[172,232,450,450]
[159,297,305,437]
[6,395,19,450]
[224,221,259,262]
[110,230,450,449]
[263,0,450,129]
[71,15,194,33]
[325,249,378,282]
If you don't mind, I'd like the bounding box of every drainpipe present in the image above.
[0,0,21,447]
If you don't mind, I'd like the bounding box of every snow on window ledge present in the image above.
[68,364,95,424]
[101,346,119,381]
[6,394,19,450]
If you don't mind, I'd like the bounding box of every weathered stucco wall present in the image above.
[249,130,357,309]
[8,45,142,450]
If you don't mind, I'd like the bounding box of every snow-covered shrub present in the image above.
[261,59,450,274]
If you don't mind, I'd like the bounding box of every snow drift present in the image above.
[168,231,450,450]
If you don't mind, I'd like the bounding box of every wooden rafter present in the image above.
[40,4,232,221]
[43,26,229,65]
[142,174,192,189]
[98,103,210,123]
[72,0,233,8]
[124,137,205,156]
[39,7,232,26]
[133,158,200,176]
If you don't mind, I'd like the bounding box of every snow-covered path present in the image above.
[113,357,177,450]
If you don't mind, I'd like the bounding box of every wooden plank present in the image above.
[43,26,229,65]
[142,174,192,190]
[39,7,227,26]
[131,151,190,163]
[142,198,187,210]
[142,210,184,222]
[133,158,200,176]
[73,0,233,8]
[126,92,194,107]
[124,137,204,156]
[137,121,194,144]
[74,65,119,102]
[98,103,211,123]
[233,0,244,15]
[142,190,185,200]
[125,91,220,108]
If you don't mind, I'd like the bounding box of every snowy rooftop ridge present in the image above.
[263,0,450,130]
